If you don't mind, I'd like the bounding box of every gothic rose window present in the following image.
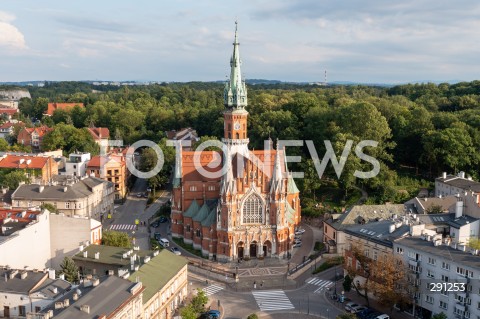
[242,193,263,224]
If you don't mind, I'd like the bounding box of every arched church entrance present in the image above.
[250,241,258,258]
[237,241,244,259]
[263,240,272,257]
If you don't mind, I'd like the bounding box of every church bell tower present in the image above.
[222,22,249,158]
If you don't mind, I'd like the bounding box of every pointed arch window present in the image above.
[242,193,263,224]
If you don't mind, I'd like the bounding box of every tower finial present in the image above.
[223,21,247,109]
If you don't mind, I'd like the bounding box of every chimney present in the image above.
[73,293,79,301]
[48,268,56,279]
[94,252,100,260]
[80,305,90,314]
[63,299,69,307]
[458,171,465,179]
[442,172,447,179]
[20,270,28,279]
[52,287,58,294]
[63,186,67,192]
[92,278,100,286]
[83,251,88,258]
[455,200,463,218]
[59,273,65,280]
[9,269,18,279]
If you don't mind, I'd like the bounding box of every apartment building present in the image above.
[87,154,127,201]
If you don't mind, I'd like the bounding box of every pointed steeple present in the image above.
[221,148,237,195]
[270,141,283,194]
[224,21,247,109]
[172,145,182,188]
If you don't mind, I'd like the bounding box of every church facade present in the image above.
[170,24,301,262]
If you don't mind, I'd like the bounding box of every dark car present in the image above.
[356,309,375,318]
[150,221,160,228]
[154,232,161,240]
[159,216,168,223]
[199,310,220,319]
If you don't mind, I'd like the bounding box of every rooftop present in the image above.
[344,219,410,248]
[396,236,480,270]
[87,127,110,140]
[0,269,48,294]
[325,203,406,230]
[0,154,50,170]
[407,196,457,214]
[12,176,110,201]
[73,245,153,267]
[436,174,480,192]
[128,249,187,302]
[44,276,143,319]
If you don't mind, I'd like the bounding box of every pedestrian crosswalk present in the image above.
[252,290,295,311]
[306,277,334,293]
[109,224,136,231]
[202,284,224,296]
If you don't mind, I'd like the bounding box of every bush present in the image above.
[312,256,344,274]
[314,241,325,251]
[247,314,259,319]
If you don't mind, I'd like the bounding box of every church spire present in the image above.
[224,21,247,109]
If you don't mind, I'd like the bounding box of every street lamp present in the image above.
[326,308,329,319]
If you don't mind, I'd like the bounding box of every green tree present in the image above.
[247,314,259,319]
[301,159,322,201]
[102,231,132,248]
[432,313,448,319]
[40,203,59,214]
[41,123,99,156]
[179,304,196,319]
[343,274,352,292]
[190,289,209,313]
[0,138,9,151]
[0,170,30,189]
[59,257,79,283]
[193,135,221,151]
[467,237,480,251]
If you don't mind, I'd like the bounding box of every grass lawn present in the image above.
[172,237,206,258]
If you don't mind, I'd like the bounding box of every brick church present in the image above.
[170,23,301,262]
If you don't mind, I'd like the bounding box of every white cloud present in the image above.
[0,11,27,51]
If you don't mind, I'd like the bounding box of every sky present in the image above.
[0,0,479,84]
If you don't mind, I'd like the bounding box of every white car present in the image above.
[295,229,306,235]
[170,247,181,255]
[344,302,359,312]
[351,305,368,313]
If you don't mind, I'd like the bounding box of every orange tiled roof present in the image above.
[0,121,23,130]
[0,208,40,223]
[46,102,85,116]
[0,108,19,115]
[20,126,52,137]
[87,127,110,140]
[0,154,50,169]
[87,154,125,168]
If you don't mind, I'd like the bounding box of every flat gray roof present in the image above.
[395,236,480,270]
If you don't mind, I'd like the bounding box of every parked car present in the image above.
[159,216,168,223]
[170,247,181,255]
[293,239,302,244]
[345,302,359,312]
[293,242,302,248]
[202,310,220,319]
[373,315,389,319]
[154,232,161,240]
[150,221,160,228]
[364,312,382,319]
[295,228,306,235]
[351,305,368,313]
[142,193,148,198]
[136,193,142,198]
[356,309,375,318]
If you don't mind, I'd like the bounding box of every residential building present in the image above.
[31,276,144,319]
[87,154,127,201]
[323,203,406,254]
[0,154,59,185]
[73,245,157,279]
[0,121,24,140]
[0,108,19,121]
[405,196,458,214]
[0,268,71,318]
[11,176,114,219]
[45,102,84,116]
[49,214,102,269]
[59,152,91,177]
[0,208,52,269]
[165,128,199,150]
[171,24,301,262]
[87,127,110,151]
[394,235,480,319]
[435,172,480,218]
[128,250,188,319]
[17,126,53,151]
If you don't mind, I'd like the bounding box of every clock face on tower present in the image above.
[234,121,241,130]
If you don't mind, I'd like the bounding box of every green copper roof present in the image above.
[286,201,296,224]
[201,208,217,227]
[287,177,300,194]
[183,199,200,218]
[128,250,187,303]
[193,203,210,222]
[223,22,247,109]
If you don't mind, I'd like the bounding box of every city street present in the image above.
[102,177,171,250]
